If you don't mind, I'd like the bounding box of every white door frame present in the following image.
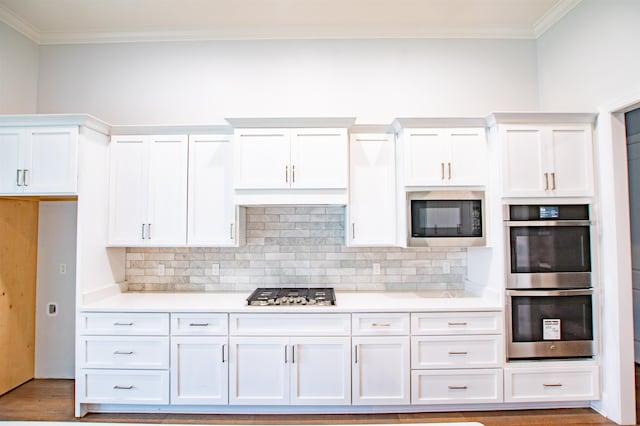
[590,90,640,425]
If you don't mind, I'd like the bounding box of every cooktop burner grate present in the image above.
[247,287,336,306]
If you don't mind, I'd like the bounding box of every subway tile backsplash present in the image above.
[125,206,467,292]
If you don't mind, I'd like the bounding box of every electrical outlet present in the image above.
[211,263,220,276]
[372,263,381,275]
[47,303,58,316]
[58,263,67,274]
[158,264,165,276]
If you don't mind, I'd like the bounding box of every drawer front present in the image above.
[171,313,228,335]
[352,313,410,336]
[411,369,503,404]
[230,314,350,336]
[411,335,502,369]
[504,365,600,402]
[79,313,169,335]
[79,336,169,369]
[78,369,169,404]
[411,312,502,335]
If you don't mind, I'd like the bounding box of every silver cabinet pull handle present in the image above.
[284,345,288,363]
[230,223,234,239]
[448,351,468,355]
[551,172,556,190]
[16,169,23,186]
[441,162,445,180]
[543,383,563,387]
[291,345,295,363]
[544,172,549,190]
[147,223,152,239]
[352,223,355,239]
[141,224,145,239]
[113,351,134,355]
[23,169,29,186]
[113,385,134,390]
[113,322,133,326]
[371,323,391,327]
[448,162,452,180]
[448,322,468,326]
[222,344,226,363]
[292,165,295,183]
[189,323,209,327]
[354,345,358,364]
[448,385,468,390]
[285,165,288,183]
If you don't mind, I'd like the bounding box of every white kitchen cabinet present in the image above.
[411,368,503,404]
[352,336,410,405]
[0,126,78,195]
[229,336,351,405]
[501,124,594,197]
[171,336,228,405]
[233,128,348,190]
[402,128,486,187]
[504,364,600,403]
[187,134,240,246]
[108,134,188,246]
[347,134,396,246]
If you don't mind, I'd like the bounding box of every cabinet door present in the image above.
[188,135,236,246]
[171,336,228,405]
[290,129,348,189]
[146,135,188,245]
[448,128,487,186]
[502,126,547,197]
[234,129,290,189]
[352,336,410,405]
[290,337,351,405]
[229,337,289,405]
[348,135,396,246]
[24,127,78,194]
[108,136,149,245]
[403,129,450,186]
[549,125,594,197]
[0,128,23,194]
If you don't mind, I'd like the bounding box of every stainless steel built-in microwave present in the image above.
[407,191,485,247]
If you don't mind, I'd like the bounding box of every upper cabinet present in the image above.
[395,121,487,187]
[492,114,595,198]
[0,126,78,195]
[108,135,188,246]
[233,128,348,190]
[347,133,396,246]
[188,134,242,246]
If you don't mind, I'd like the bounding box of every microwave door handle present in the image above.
[506,289,593,297]
[505,220,591,227]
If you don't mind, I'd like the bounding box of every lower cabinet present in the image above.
[171,336,228,405]
[352,336,411,405]
[228,336,351,405]
[504,364,600,403]
[78,369,170,404]
[411,369,503,404]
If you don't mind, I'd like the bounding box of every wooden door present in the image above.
[0,198,39,395]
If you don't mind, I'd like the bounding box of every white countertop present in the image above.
[79,290,502,313]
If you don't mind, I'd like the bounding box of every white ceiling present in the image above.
[0,0,581,45]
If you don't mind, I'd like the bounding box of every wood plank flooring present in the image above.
[0,377,627,426]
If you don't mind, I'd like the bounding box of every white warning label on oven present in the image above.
[543,319,561,340]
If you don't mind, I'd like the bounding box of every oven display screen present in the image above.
[539,206,559,219]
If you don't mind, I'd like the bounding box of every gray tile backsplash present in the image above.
[125,206,467,291]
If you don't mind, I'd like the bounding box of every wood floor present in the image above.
[0,377,629,426]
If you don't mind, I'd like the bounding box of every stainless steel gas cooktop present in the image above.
[247,287,336,306]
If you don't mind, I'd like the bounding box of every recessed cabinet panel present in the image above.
[550,127,593,196]
[79,370,169,404]
[291,129,348,189]
[503,128,545,196]
[404,130,449,186]
[80,336,169,369]
[0,129,23,194]
[411,369,503,404]
[504,365,600,402]
[234,130,291,189]
[448,130,487,185]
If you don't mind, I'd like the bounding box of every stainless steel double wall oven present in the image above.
[505,204,595,359]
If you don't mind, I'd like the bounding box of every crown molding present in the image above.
[533,0,582,38]
[0,4,40,44]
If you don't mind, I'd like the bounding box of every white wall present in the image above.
[0,21,39,113]
[37,39,539,124]
[537,0,640,111]
[35,201,77,379]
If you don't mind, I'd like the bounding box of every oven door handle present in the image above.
[506,289,593,297]
[505,220,591,227]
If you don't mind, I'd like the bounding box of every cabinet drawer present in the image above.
[78,313,169,335]
[411,369,503,404]
[78,369,169,404]
[79,336,169,369]
[352,313,410,336]
[230,314,350,336]
[411,335,502,369]
[411,312,502,335]
[171,313,228,335]
[504,365,600,402]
